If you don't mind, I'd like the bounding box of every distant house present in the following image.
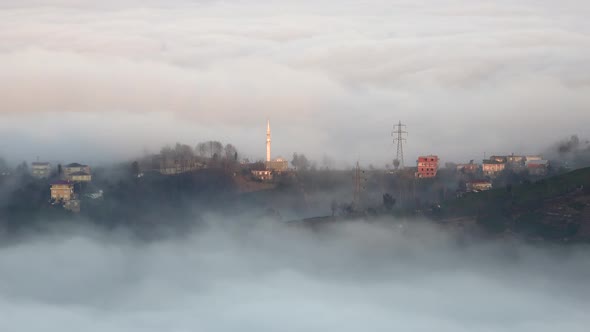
[466,180,493,192]
[252,170,273,181]
[482,159,506,177]
[483,154,527,173]
[488,155,508,163]
[50,180,74,201]
[415,155,439,178]
[526,159,549,176]
[266,157,289,172]
[506,154,526,164]
[69,171,92,182]
[456,160,479,174]
[506,154,526,171]
[31,162,51,178]
[50,180,80,212]
[64,163,91,181]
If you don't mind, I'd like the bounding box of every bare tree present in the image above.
[196,142,209,157]
[291,153,310,171]
[224,144,238,162]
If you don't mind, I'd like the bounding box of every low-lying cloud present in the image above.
[1,218,589,331]
[1,0,590,164]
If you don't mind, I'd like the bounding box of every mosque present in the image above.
[265,119,289,172]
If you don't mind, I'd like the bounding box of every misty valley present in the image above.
[2,0,590,330]
[1,140,590,331]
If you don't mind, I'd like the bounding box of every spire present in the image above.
[266,119,271,162]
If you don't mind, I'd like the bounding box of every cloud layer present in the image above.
[1,0,589,164]
[1,219,589,331]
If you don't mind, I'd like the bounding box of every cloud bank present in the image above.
[0,219,589,331]
[1,0,589,164]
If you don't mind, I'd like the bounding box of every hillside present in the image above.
[440,167,590,241]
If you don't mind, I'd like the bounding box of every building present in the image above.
[50,180,74,201]
[488,155,508,163]
[415,155,439,178]
[266,157,289,172]
[252,170,273,181]
[506,154,526,165]
[482,159,506,176]
[263,120,289,172]
[526,159,549,176]
[31,162,51,178]
[69,171,92,182]
[456,160,479,174]
[466,180,493,192]
[505,154,526,171]
[64,163,91,180]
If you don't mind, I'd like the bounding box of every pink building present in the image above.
[416,155,439,178]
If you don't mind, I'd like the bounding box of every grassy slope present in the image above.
[443,167,590,217]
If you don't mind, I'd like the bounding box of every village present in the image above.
[4,120,554,216]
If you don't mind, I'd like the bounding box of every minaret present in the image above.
[266,119,271,162]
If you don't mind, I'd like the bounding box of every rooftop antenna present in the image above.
[392,120,407,170]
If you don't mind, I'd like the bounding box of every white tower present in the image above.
[266,119,271,162]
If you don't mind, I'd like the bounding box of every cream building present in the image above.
[64,163,91,182]
[31,162,51,178]
[50,180,74,201]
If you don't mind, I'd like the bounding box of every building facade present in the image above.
[64,163,91,180]
[266,157,289,172]
[69,171,92,182]
[482,160,506,176]
[50,180,74,201]
[466,180,493,192]
[252,170,273,181]
[31,162,51,178]
[526,159,549,176]
[415,155,439,178]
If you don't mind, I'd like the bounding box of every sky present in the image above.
[1,218,589,331]
[1,0,589,167]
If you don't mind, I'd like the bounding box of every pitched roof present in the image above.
[65,163,87,167]
[51,180,72,185]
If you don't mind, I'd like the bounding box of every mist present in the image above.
[1,218,589,331]
[1,0,590,164]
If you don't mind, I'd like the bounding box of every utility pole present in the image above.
[266,119,271,163]
[353,161,364,208]
[392,121,407,170]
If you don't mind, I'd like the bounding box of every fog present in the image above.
[1,218,589,331]
[1,0,590,164]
